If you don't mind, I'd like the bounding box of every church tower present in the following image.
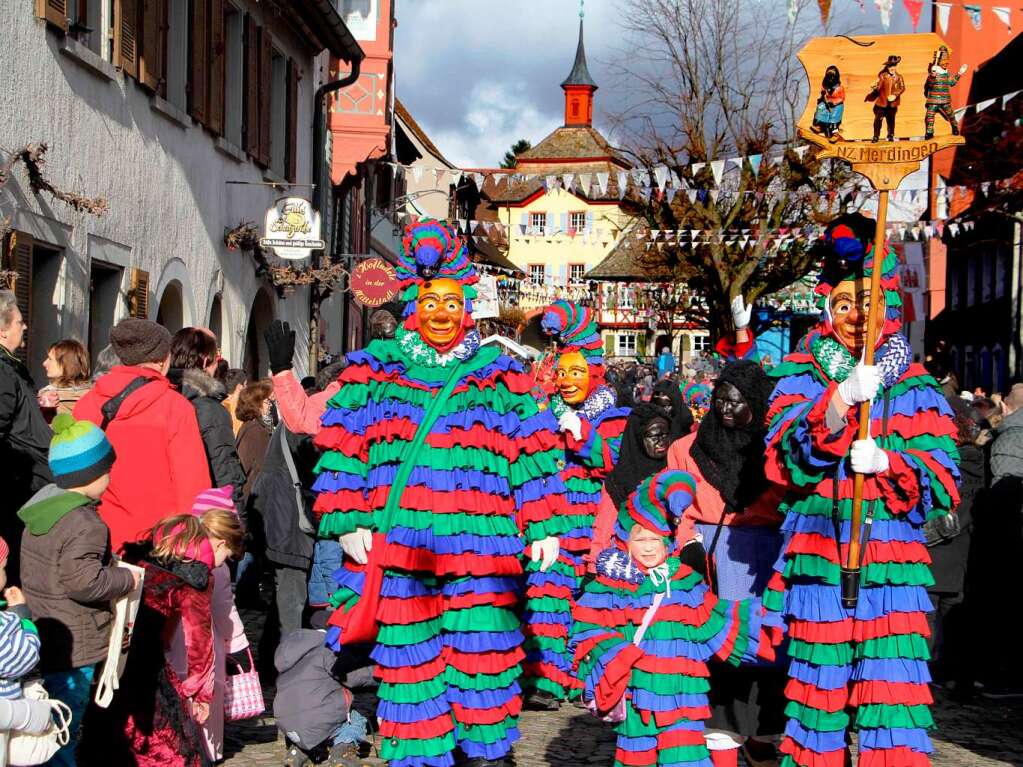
[561,16,597,127]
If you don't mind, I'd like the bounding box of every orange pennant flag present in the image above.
[817,0,832,24]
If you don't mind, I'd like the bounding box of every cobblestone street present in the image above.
[224,690,1023,767]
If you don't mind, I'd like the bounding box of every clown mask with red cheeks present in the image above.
[415,278,465,351]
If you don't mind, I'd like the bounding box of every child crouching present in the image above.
[80,508,241,767]
[571,470,780,767]
[18,414,139,767]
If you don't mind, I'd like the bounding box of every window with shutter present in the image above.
[115,0,139,78]
[285,59,298,182]
[243,14,259,157]
[6,232,34,364]
[188,0,208,124]
[35,0,69,32]
[257,26,272,167]
[138,0,166,93]
[130,268,150,319]
[207,0,225,135]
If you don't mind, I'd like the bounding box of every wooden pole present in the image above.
[842,189,890,606]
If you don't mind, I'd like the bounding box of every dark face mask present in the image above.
[650,390,673,418]
[713,382,752,429]
[642,417,670,459]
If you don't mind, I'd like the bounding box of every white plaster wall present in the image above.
[0,1,326,376]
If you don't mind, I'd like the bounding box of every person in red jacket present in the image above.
[74,319,210,550]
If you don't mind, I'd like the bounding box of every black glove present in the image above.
[680,540,708,580]
[264,320,296,374]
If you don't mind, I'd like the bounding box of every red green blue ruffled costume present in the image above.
[571,470,778,767]
[312,220,573,766]
[522,302,628,703]
[762,217,960,767]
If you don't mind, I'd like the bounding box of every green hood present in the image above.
[17,485,95,535]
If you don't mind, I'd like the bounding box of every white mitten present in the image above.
[558,410,583,441]
[837,363,881,406]
[340,527,373,565]
[530,537,560,572]
[730,295,752,330]
[958,64,968,75]
[850,438,890,475]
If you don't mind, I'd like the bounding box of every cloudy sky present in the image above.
[393,0,926,168]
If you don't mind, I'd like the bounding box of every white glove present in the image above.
[530,536,560,572]
[340,527,373,565]
[850,438,890,475]
[558,410,583,441]
[730,295,752,330]
[958,64,968,75]
[837,363,881,406]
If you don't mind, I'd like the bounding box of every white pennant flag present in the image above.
[654,166,669,190]
[665,187,678,204]
[981,181,991,194]
[690,229,701,239]
[794,145,809,160]
[911,226,921,241]
[954,107,969,121]
[412,165,424,183]
[993,6,1012,32]
[545,175,557,190]
[709,189,721,202]
[596,172,609,195]
[472,172,483,187]
[1003,90,1022,107]
[686,190,698,203]
[710,160,725,186]
[563,173,575,191]
[578,173,592,194]
[976,98,997,113]
[924,225,934,239]
[964,221,975,231]
[434,168,447,186]
[935,2,952,34]
[875,0,893,29]
[650,230,661,240]
[632,168,647,185]
[948,223,960,236]
[617,172,629,197]
[690,162,706,177]
[453,170,464,186]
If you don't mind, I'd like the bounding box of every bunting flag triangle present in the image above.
[935,2,952,34]
[578,173,592,194]
[563,173,575,190]
[992,6,1012,32]
[616,171,629,197]
[709,189,721,203]
[1003,90,1022,107]
[748,154,763,175]
[817,0,831,24]
[545,175,557,190]
[690,162,706,177]
[665,187,678,204]
[710,160,725,186]
[596,172,610,195]
[875,0,893,29]
[654,165,669,190]
[954,106,969,120]
[903,0,923,30]
[976,98,997,112]
[963,4,982,30]
[686,190,698,203]
[412,165,424,183]
[794,145,809,160]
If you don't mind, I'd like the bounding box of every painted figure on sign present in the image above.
[924,45,968,140]
[869,55,905,143]
[812,65,846,141]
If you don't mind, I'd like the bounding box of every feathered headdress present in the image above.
[813,213,903,341]
[541,301,605,389]
[396,218,479,329]
[615,469,696,549]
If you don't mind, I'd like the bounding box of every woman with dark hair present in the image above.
[38,338,92,419]
[234,379,274,506]
[169,328,245,507]
[666,359,788,767]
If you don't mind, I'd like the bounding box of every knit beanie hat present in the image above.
[615,469,697,548]
[49,413,116,490]
[191,486,236,515]
[109,318,172,366]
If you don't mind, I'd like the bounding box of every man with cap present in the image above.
[74,318,210,550]
[870,55,905,142]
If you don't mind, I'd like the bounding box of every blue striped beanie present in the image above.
[49,413,116,489]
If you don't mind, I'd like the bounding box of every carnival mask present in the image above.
[828,277,885,357]
[713,382,753,429]
[555,351,590,405]
[650,390,673,418]
[416,278,465,350]
[370,309,397,340]
[642,416,670,460]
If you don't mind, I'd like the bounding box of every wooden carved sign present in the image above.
[797,32,965,190]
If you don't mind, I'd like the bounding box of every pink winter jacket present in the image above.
[272,371,340,436]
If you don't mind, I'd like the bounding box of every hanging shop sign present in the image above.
[351,258,399,307]
[472,274,500,320]
[260,197,325,259]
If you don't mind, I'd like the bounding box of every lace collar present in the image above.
[550,384,616,420]
[810,333,911,389]
[396,326,481,368]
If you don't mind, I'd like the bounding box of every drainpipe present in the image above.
[309,55,362,374]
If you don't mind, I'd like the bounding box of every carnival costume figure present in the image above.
[813,66,846,141]
[762,214,961,767]
[572,469,779,767]
[312,220,572,767]
[522,301,629,708]
[924,45,967,140]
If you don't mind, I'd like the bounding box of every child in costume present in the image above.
[313,219,572,767]
[924,45,968,140]
[522,301,629,710]
[572,469,778,767]
[762,213,960,767]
